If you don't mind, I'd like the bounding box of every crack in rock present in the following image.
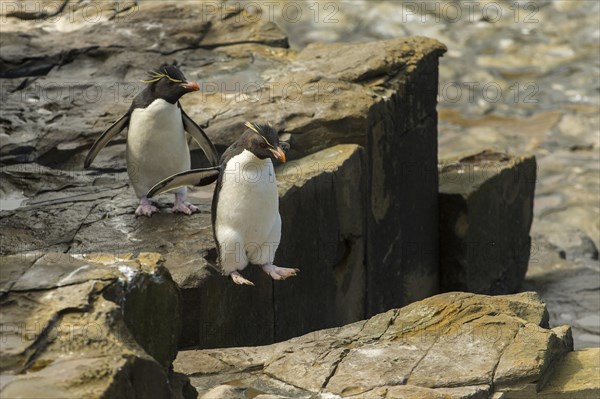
[321,348,351,392]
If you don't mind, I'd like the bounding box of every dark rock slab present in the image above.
[366,113,440,315]
[439,150,537,294]
[177,261,274,349]
[274,144,365,341]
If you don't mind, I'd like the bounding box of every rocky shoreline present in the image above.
[269,0,600,350]
[1,1,598,398]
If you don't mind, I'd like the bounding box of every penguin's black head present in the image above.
[142,65,199,104]
[242,122,286,163]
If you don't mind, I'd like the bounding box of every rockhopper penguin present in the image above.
[147,122,299,285]
[84,65,220,216]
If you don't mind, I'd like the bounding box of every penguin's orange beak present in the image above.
[181,81,200,91]
[270,146,286,163]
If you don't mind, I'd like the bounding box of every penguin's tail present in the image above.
[146,167,221,198]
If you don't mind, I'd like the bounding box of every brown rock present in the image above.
[496,348,600,398]
[538,348,600,399]
[173,292,573,398]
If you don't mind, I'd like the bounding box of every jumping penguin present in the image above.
[84,65,220,216]
[147,122,299,285]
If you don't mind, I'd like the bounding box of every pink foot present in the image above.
[230,271,255,286]
[261,264,299,281]
[172,193,198,215]
[135,197,159,217]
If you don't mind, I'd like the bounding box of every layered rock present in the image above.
[0,1,596,398]
[1,0,446,348]
[0,252,186,398]
[439,150,537,294]
[174,292,581,398]
[0,1,288,165]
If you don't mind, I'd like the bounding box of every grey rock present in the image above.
[574,315,600,334]
[535,221,599,261]
[0,1,287,166]
[201,385,246,399]
[439,150,537,294]
[0,252,184,398]
[523,250,600,350]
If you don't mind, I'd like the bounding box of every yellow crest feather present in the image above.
[244,121,260,133]
[140,69,183,84]
[244,121,274,148]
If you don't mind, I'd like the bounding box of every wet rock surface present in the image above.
[174,292,586,399]
[0,252,184,398]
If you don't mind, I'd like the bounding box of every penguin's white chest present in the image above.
[126,99,190,197]
[216,150,280,269]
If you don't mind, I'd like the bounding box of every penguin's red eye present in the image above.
[260,142,268,148]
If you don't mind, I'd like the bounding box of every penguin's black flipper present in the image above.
[147,167,221,198]
[180,107,219,167]
[84,113,130,168]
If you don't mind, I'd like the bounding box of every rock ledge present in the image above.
[176,292,577,399]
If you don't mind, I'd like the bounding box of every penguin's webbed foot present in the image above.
[135,197,159,217]
[172,193,198,215]
[172,201,198,215]
[261,264,299,281]
[230,271,255,286]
